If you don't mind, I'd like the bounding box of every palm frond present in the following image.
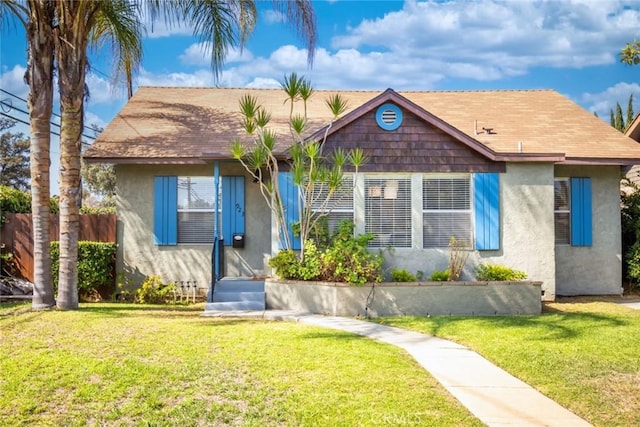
[90,0,143,98]
[270,0,316,66]
[325,94,349,118]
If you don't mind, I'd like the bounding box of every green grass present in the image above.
[374,300,640,427]
[0,303,481,427]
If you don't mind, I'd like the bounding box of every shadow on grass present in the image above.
[299,330,369,341]
[373,308,631,341]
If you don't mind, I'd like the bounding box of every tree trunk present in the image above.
[26,0,56,310]
[54,4,88,310]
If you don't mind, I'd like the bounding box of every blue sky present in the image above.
[2,0,640,194]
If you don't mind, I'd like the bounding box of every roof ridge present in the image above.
[136,86,555,94]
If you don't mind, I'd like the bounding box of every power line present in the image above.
[0,110,92,147]
[0,100,95,143]
[0,88,101,137]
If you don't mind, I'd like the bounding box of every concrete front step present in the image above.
[205,300,265,311]
[214,280,265,293]
[204,279,266,312]
[213,291,264,303]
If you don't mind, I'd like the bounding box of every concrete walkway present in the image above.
[619,301,640,310]
[204,310,591,426]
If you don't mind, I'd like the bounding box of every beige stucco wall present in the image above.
[554,165,623,296]
[116,161,622,299]
[116,162,272,294]
[382,164,557,300]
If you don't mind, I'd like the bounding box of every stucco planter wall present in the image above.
[265,279,542,317]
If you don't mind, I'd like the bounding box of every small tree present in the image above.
[81,125,115,208]
[621,40,640,65]
[231,73,365,260]
[609,94,635,132]
[0,119,30,191]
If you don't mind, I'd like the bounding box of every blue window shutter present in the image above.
[474,173,500,250]
[278,172,301,250]
[570,177,592,246]
[153,176,177,245]
[222,176,245,245]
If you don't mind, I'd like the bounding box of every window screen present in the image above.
[365,177,411,248]
[423,176,472,247]
[177,177,217,244]
[554,178,570,245]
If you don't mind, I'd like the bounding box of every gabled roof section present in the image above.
[308,89,563,163]
[84,86,640,165]
[626,112,640,142]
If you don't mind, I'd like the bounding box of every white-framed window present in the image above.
[554,178,570,245]
[423,175,472,247]
[365,176,412,248]
[310,175,354,235]
[177,177,217,244]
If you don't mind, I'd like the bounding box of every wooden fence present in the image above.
[0,213,116,282]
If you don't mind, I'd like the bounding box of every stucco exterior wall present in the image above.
[116,162,272,294]
[382,164,557,300]
[554,165,622,296]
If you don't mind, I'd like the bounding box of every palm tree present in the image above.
[1,0,56,309]
[53,0,144,309]
[52,0,316,309]
[4,0,316,310]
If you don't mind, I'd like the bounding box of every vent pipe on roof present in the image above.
[518,141,523,153]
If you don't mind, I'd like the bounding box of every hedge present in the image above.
[50,241,116,293]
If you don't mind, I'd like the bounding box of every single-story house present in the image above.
[84,86,640,301]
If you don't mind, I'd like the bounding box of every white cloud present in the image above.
[137,68,216,87]
[84,111,108,131]
[139,7,192,39]
[0,64,28,100]
[330,0,640,81]
[263,10,285,24]
[245,77,281,89]
[85,73,127,106]
[581,82,640,120]
[218,45,446,90]
[179,43,254,66]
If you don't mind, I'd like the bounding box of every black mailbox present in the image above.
[232,233,245,248]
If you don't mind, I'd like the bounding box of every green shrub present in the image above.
[269,249,302,280]
[269,220,383,286]
[319,221,383,285]
[80,206,116,215]
[430,270,450,281]
[135,275,177,304]
[51,241,116,295]
[626,241,640,288]
[0,185,31,217]
[0,185,59,218]
[475,263,527,281]
[391,268,416,282]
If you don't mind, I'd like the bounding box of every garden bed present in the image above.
[265,279,542,317]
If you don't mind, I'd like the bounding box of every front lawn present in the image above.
[0,303,481,426]
[374,300,640,427]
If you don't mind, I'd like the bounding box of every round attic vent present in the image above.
[375,103,403,131]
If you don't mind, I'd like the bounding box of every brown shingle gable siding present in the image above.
[323,108,505,173]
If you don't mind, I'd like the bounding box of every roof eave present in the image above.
[493,153,566,162]
[82,157,209,165]
[560,157,640,166]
